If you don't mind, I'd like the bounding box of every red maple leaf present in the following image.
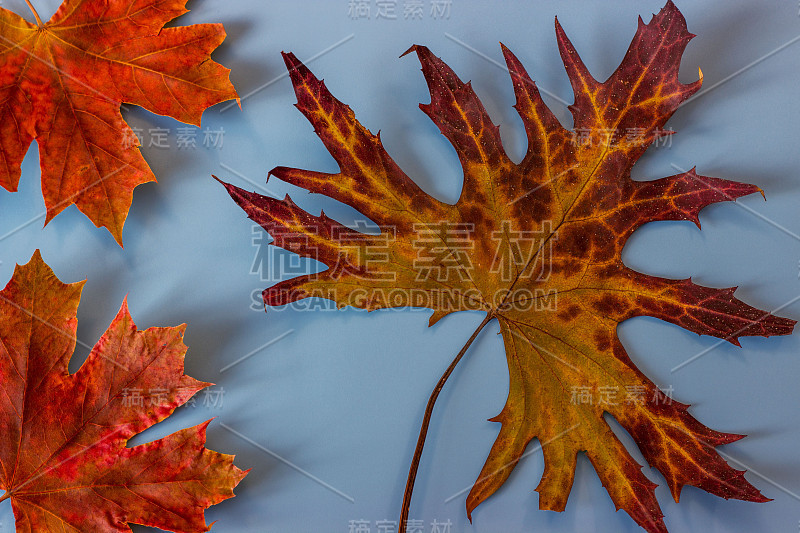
[0,251,247,531]
[0,0,239,244]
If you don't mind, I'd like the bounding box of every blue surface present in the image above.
[1,0,800,531]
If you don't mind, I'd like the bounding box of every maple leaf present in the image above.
[0,0,239,245]
[0,251,247,532]
[218,2,795,532]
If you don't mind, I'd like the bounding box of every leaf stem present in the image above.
[399,311,494,532]
[24,0,44,26]
[0,492,9,503]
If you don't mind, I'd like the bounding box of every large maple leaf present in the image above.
[0,251,247,531]
[0,0,238,244]
[218,2,795,531]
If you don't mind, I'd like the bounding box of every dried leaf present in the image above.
[0,0,239,244]
[219,2,794,531]
[0,251,247,532]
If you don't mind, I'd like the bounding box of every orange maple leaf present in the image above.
[0,0,238,244]
[0,251,247,532]
[219,2,795,532]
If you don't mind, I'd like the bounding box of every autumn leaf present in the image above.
[0,250,247,532]
[0,0,239,245]
[218,2,795,532]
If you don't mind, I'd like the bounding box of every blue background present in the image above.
[1,0,800,531]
